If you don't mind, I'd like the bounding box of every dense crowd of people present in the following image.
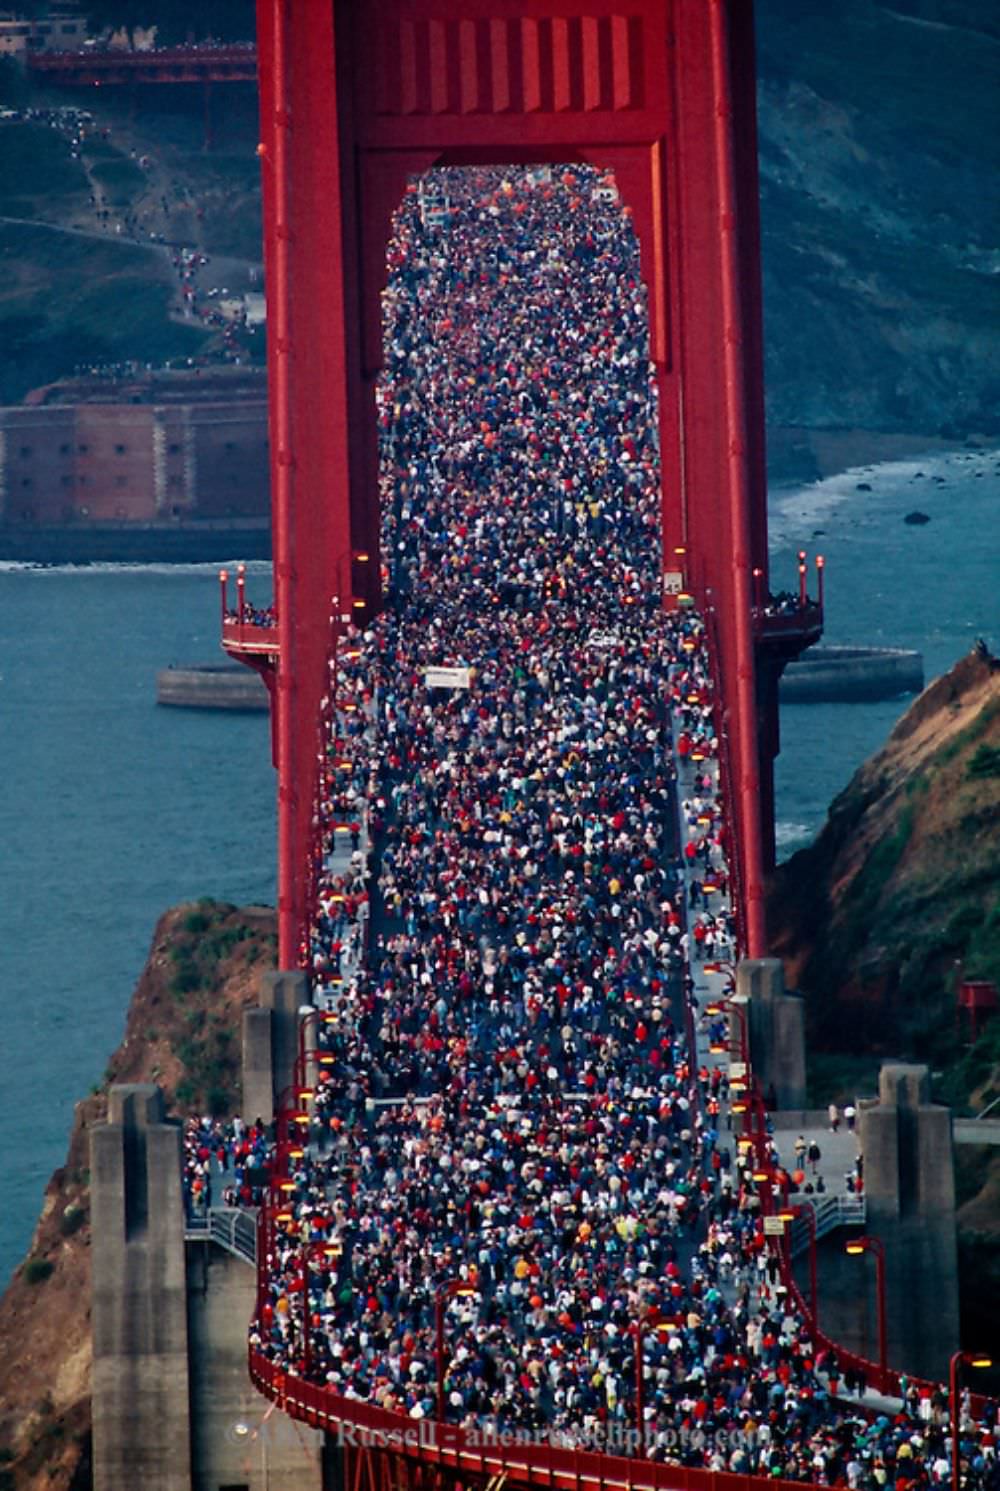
[246,167,998,1487]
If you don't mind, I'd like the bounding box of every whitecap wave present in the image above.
[768,447,998,550]
[774,820,815,853]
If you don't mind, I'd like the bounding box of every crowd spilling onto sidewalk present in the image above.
[245,167,998,1486]
[183,1115,270,1216]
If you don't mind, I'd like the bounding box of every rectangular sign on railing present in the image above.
[425,665,473,689]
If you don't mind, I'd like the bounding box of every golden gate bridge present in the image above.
[203,3,989,1490]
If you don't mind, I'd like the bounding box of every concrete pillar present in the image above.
[242,969,308,1124]
[736,957,806,1109]
[859,1063,960,1379]
[186,1243,322,1491]
[264,969,307,1104]
[242,1006,274,1126]
[91,1084,192,1491]
[300,1000,318,1084]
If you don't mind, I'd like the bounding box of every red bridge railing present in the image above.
[248,1348,822,1491]
[27,45,256,84]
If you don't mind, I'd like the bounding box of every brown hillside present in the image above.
[0,902,276,1491]
[768,647,1000,1061]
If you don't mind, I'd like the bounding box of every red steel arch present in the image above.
[255,0,774,973]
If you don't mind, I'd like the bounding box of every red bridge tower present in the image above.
[252,0,821,969]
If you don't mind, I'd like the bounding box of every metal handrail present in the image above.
[185,1206,257,1265]
[787,1195,866,1257]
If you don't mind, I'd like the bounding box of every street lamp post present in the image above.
[634,1321,644,1447]
[778,1204,818,1325]
[633,1316,673,1455]
[845,1236,887,1390]
[707,992,768,1167]
[950,1351,992,1491]
[331,550,372,633]
[435,1280,478,1422]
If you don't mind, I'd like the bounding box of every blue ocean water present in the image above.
[0,446,995,1284]
[769,445,998,855]
[0,563,276,1286]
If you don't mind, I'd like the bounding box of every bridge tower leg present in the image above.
[737,957,806,1109]
[242,967,308,1123]
[203,80,214,151]
[256,0,777,965]
[859,1063,960,1379]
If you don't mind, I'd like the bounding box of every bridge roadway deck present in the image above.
[220,690,964,1466]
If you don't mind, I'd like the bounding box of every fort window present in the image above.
[78,443,89,454]
[115,443,127,455]
[19,445,31,458]
[59,443,71,455]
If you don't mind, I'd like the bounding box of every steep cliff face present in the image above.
[768,647,1000,1072]
[0,901,276,1491]
[756,0,1000,468]
[769,647,1000,1358]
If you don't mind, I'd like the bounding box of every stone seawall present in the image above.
[780,646,923,704]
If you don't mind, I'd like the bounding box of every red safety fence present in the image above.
[249,1348,823,1491]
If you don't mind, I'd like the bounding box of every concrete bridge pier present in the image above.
[736,957,806,1109]
[860,1063,960,1379]
[187,1242,323,1490]
[91,1084,192,1491]
[91,1081,325,1489]
[242,968,308,1123]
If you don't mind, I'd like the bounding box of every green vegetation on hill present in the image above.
[88,155,145,208]
[0,222,209,401]
[0,123,89,217]
[757,0,1000,446]
[0,76,261,400]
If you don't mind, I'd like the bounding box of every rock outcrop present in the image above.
[769,647,1000,1364]
[768,646,1000,1064]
